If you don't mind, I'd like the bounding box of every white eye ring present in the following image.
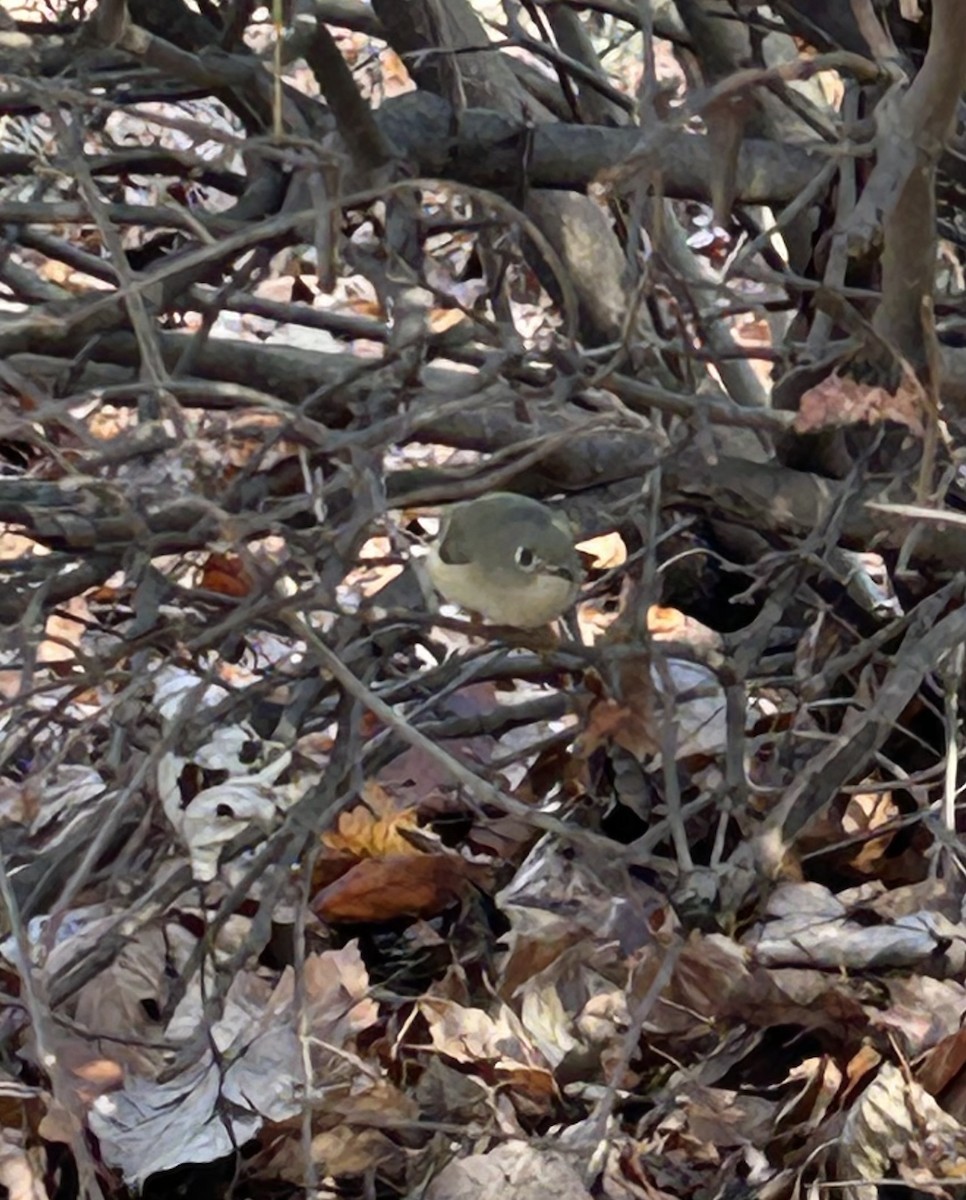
[515,545,537,570]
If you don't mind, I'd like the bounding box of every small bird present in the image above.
[426,492,584,628]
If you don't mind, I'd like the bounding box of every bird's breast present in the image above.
[426,553,577,627]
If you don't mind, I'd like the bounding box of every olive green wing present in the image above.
[435,507,476,565]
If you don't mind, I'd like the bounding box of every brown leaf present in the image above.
[918,1029,966,1097]
[200,553,253,597]
[579,695,659,761]
[418,998,557,1111]
[313,852,469,922]
[578,646,660,762]
[794,372,925,435]
[840,1042,882,1105]
[310,1126,406,1177]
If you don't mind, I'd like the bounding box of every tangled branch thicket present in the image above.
[5,0,966,1197]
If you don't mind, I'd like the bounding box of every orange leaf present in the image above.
[428,308,468,334]
[200,553,252,597]
[322,782,422,859]
[313,853,468,922]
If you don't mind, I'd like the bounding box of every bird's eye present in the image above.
[515,546,536,570]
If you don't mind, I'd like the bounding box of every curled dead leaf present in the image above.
[576,531,627,568]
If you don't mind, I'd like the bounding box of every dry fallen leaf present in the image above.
[428,307,469,334]
[418,997,557,1110]
[322,781,423,859]
[310,1126,405,1178]
[578,650,661,763]
[88,944,378,1184]
[578,696,659,760]
[200,551,253,597]
[39,594,91,666]
[646,605,687,634]
[838,1062,966,1189]
[576,531,627,568]
[918,1028,966,1099]
[795,372,925,435]
[0,1129,49,1200]
[425,1139,592,1200]
[314,852,469,922]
